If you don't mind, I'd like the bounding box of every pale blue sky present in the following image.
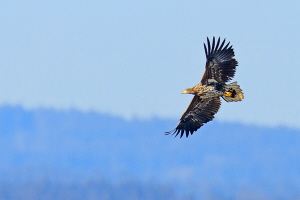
[1,1,300,129]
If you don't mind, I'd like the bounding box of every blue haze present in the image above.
[0,106,300,199]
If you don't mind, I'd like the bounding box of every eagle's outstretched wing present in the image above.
[166,96,221,138]
[201,37,238,85]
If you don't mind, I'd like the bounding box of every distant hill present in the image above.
[0,105,300,199]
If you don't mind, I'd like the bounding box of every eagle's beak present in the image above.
[181,90,188,94]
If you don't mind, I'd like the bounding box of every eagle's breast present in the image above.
[196,85,222,98]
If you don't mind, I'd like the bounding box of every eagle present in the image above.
[166,37,244,138]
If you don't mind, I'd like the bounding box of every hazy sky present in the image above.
[1,1,300,129]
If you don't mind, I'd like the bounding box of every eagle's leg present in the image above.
[224,91,233,97]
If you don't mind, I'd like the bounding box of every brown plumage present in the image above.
[166,37,244,138]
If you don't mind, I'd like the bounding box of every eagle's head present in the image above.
[181,87,196,94]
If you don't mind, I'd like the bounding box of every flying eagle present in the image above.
[166,37,244,138]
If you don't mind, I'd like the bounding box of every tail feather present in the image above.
[222,81,244,102]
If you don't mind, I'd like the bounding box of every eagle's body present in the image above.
[166,37,244,138]
[182,84,222,98]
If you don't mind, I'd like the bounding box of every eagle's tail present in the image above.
[222,81,244,102]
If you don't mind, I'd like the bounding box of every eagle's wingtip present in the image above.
[165,129,175,136]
